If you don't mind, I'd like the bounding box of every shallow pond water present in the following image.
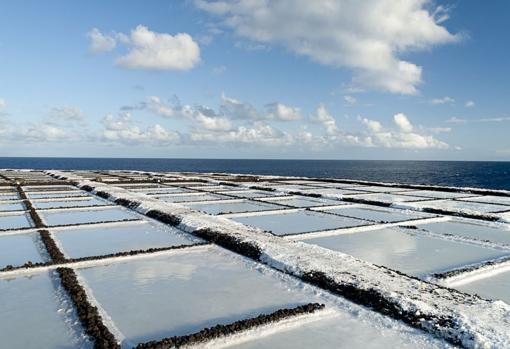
[53,222,198,258]
[78,247,316,346]
[41,207,138,226]
[188,200,282,215]
[232,210,371,236]
[302,227,510,278]
[0,233,44,267]
[0,272,90,349]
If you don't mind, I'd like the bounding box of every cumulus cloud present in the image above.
[393,113,414,132]
[265,102,303,121]
[311,105,339,136]
[430,96,455,105]
[309,105,448,149]
[344,95,357,105]
[87,28,116,53]
[21,124,68,142]
[190,122,293,146]
[48,106,84,121]
[101,112,180,145]
[220,93,262,120]
[358,113,449,149]
[194,0,459,94]
[465,100,475,108]
[89,25,201,71]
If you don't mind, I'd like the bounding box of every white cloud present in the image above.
[360,117,383,132]
[89,26,201,71]
[265,103,303,121]
[465,100,475,108]
[49,106,84,121]
[311,105,338,136]
[21,124,68,142]
[344,95,357,105]
[116,25,200,70]
[220,93,262,120]
[87,28,116,53]
[447,116,510,124]
[0,99,6,109]
[191,122,293,146]
[360,113,449,149]
[446,116,466,123]
[101,112,180,145]
[393,113,414,132]
[430,96,455,105]
[194,0,459,94]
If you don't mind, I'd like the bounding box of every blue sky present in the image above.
[0,0,508,160]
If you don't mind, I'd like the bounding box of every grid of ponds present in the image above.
[1,169,510,348]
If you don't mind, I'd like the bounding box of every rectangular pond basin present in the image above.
[0,201,25,212]
[28,192,89,199]
[41,207,138,226]
[346,186,414,193]
[260,196,344,208]
[224,190,283,199]
[53,222,199,259]
[0,233,44,268]
[318,205,430,223]
[301,227,510,278]
[298,188,362,196]
[230,311,451,349]
[405,199,510,214]
[401,190,477,199]
[138,187,194,195]
[455,269,510,305]
[77,246,317,346]
[0,271,90,349]
[343,193,430,203]
[188,200,283,215]
[0,213,31,230]
[23,185,75,192]
[458,195,510,206]
[157,193,230,203]
[416,220,510,246]
[231,210,371,236]
[34,198,110,209]
[0,193,19,200]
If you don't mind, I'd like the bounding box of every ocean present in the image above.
[1,157,509,190]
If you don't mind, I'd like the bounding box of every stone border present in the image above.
[135,303,325,349]
[57,267,120,349]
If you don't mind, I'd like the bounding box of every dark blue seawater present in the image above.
[1,158,509,190]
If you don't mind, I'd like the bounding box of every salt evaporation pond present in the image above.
[34,198,109,209]
[232,210,371,236]
[301,227,510,278]
[0,213,32,230]
[188,200,282,215]
[0,233,44,267]
[53,222,199,258]
[455,269,510,305]
[0,201,25,211]
[0,272,90,349]
[260,196,343,208]
[417,220,510,245]
[77,246,316,346]
[41,207,138,226]
[228,312,452,349]
[157,193,230,203]
[318,205,429,222]
[406,199,509,214]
